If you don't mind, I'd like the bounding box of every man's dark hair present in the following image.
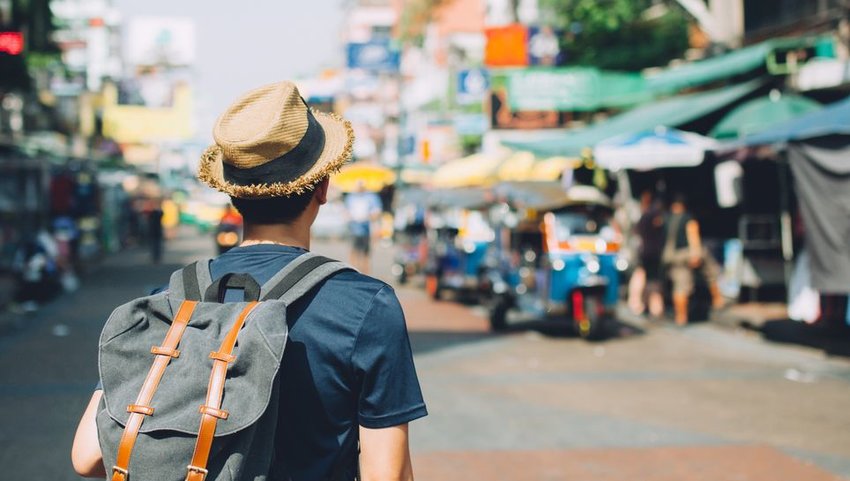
[231,189,316,225]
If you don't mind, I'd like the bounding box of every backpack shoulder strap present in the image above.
[260,253,352,302]
[168,259,214,301]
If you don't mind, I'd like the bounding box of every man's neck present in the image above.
[241,223,310,250]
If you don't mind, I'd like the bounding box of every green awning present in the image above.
[645,37,823,94]
[710,93,822,139]
[502,67,651,111]
[503,80,762,157]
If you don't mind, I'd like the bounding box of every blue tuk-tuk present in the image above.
[487,183,622,339]
[423,187,496,302]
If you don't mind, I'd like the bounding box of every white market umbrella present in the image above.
[593,127,719,171]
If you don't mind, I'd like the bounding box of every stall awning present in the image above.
[594,127,719,171]
[399,164,435,185]
[497,151,536,181]
[529,156,579,181]
[503,80,762,157]
[710,93,822,139]
[645,37,821,94]
[734,95,850,146]
[431,153,506,188]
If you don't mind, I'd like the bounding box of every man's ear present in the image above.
[315,177,330,205]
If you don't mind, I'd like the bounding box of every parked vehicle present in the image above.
[215,222,241,255]
[423,188,496,302]
[487,183,622,339]
[392,189,429,284]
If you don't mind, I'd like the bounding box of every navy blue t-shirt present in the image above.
[211,245,426,480]
[100,245,426,481]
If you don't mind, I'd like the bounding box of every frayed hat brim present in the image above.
[198,109,354,198]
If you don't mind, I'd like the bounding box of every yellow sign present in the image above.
[102,83,194,143]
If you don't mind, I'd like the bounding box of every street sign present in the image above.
[457,69,490,105]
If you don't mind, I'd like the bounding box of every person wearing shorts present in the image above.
[345,182,381,273]
[663,195,724,325]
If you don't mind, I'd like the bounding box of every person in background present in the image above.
[12,230,62,311]
[662,194,724,325]
[345,181,381,273]
[147,200,164,264]
[628,191,666,318]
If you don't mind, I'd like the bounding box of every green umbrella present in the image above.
[711,92,822,139]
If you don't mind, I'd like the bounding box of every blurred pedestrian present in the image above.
[12,230,62,310]
[628,191,666,318]
[345,180,381,273]
[662,194,724,325]
[147,201,164,264]
[72,81,425,481]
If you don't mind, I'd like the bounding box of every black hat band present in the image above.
[222,109,327,186]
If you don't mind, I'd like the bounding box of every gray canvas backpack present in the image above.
[95,253,354,481]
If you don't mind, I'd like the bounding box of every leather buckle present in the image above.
[127,404,155,416]
[185,464,208,481]
[112,465,129,481]
[209,351,236,363]
[198,404,229,419]
[151,346,180,358]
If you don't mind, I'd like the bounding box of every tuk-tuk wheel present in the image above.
[489,296,510,331]
[572,291,607,340]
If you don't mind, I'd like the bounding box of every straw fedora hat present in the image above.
[198,81,353,198]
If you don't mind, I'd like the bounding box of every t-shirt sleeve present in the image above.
[352,285,427,429]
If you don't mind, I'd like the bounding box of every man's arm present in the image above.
[359,424,413,481]
[71,390,106,478]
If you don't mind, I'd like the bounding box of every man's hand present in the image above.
[359,424,414,481]
[71,391,106,478]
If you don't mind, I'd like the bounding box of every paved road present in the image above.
[1,231,849,480]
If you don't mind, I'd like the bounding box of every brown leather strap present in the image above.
[186,302,259,481]
[111,300,198,481]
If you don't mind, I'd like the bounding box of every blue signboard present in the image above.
[527,26,564,66]
[457,69,490,105]
[347,40,400,72]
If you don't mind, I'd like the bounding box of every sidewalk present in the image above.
[0,230,213,338]
[0,229,213,480]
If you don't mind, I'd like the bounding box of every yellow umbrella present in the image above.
[431,153,504,188]
[529,156,579,181]
[497,151,535,181]
[331,163,397,192]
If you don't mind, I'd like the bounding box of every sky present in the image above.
[113,0,346,141]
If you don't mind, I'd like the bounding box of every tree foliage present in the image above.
[398,0,452,46]
[539,0,690,71]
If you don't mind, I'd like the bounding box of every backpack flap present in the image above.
[99,295,289,437]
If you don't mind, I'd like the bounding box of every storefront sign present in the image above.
[485,24,528,67]
[347,40,400,72]
[505,68,648,111]
[125,18,196,67]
